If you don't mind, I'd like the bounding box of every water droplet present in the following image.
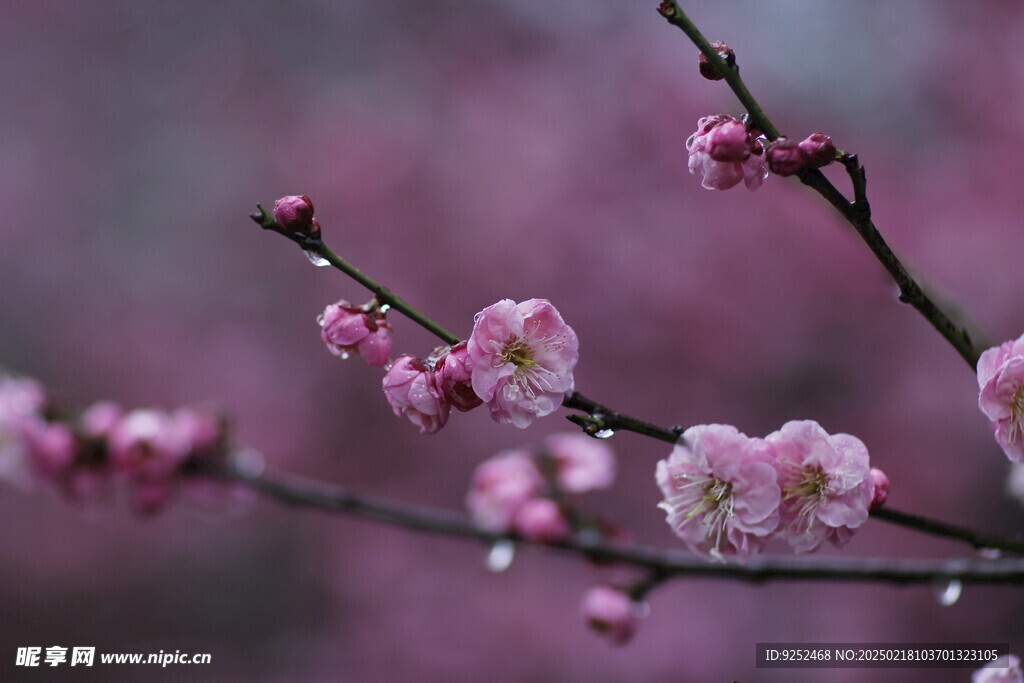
[485,540,515,572]
[933,578,962,606]
[316,314,325,326]
[303,249,329,267]
[232,449,265,479]
[503,384,521,401]
[378,304,391,313]
[593,429,615,439]
[631,600,651,619]
[339,351,350,360]
[979,547,1002,560]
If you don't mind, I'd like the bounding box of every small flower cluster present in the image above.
[656,421,887,561]
[316,286,579,434]
[580,585,642,646]
[686,115,839,191]
[466,432,615,543]
[978,332,1024,463]
[0,375,242,516]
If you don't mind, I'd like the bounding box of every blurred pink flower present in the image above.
[978,333,1024,462]
[467,298,578,429]
[108,409,190,479]
[973,655,1023,683]
[435,341,482,412]
[580,585,639,646]
[766,137,804,177]
[542,432,615,494]
[0,376,49,488]
[766,420,873,553]
[319,300,393,367]
[513,497,571,543]
[26,421,77,479]
[466,449,544,532]
[173,407,225,459]
[686,115,768,191]
[656,424,780,561]
[382,355,449,434]
[129,478,177,517]
[79,401,124,439]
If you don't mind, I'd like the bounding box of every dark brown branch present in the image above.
[231,466,1024,585]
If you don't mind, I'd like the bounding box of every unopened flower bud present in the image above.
[273,195,321,239]
[766,137,804,177]
[868,467,889,510]
[706,120,751,162]
[797,132,837,168]
[698,41,735,81]
[514,498,571,544]
[319,300,393,366]
[382,356,449,434]
[581,585,639,645]
[436,341,482,412]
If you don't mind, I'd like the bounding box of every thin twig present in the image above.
[230,466,1024,585]
[658,0,981,369]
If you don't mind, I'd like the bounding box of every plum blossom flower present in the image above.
[382,355,449,434]
[973,655,1023,683]
[273,194,321,239]
[467,299,578,429]
[766,420,873,553]
[656,424,780,561]
[686,115,768,192]
[978,333,1024,462]
[0,376,49,488]
[319,299,393,367]
[542,432,615,494]
[435,341,482,412]
[108,409,191,479]
[581,585,640,645]
[466,449,544,532]
[513,497,571,543]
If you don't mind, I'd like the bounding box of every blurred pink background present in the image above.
[2,1,1023,680]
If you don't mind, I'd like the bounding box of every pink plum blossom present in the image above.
[656,424,780,561]
[79,401,124,439]
[382,355,449,434]
[978,333,1024,462]
[973,655,1023,683]
[108,409,191,479]
[686,115,768,191]
[766,420,873,553]
[466,449,544,532]
[513,497,571,543]
[542,432,616,494]
[766,137,804,176]
[580,585,639,645]
[26,421,77,479]
[467,298,578,429]
[797,132,837,168]
[435,341,482,412]
[0,376,49,488]
[319,299,393,367]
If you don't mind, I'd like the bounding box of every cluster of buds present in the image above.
[765,132,838,177]
[656,420,888,561]
[0,376,242,516]
[466,433,616,543]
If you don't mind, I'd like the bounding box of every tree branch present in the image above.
[228,465,1024,585]
[658,0,981,370]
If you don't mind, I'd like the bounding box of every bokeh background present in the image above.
[2,1,1023,680]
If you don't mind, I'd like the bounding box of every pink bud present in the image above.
[382,356,449,434]
[797,132,837,168]
[766,137,804,177]
[467,449,544,532]
[513,498,571,543]
[436,341,482,412]
[869,467,889,509]
[272,195,321,239]
[581,585,639,645]
[108,409,190,478]
[698,41,735,81]
[319,300,393,367]
[174,407,226,459]
[542,432,615,494]
[706,120,751,162]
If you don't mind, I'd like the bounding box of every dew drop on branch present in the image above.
[303,250,330,267]
[232,449,266,479]
[978,547,1001,560]
[485,540,515,573]
[593,429,615,439]
[932,578,962,607]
